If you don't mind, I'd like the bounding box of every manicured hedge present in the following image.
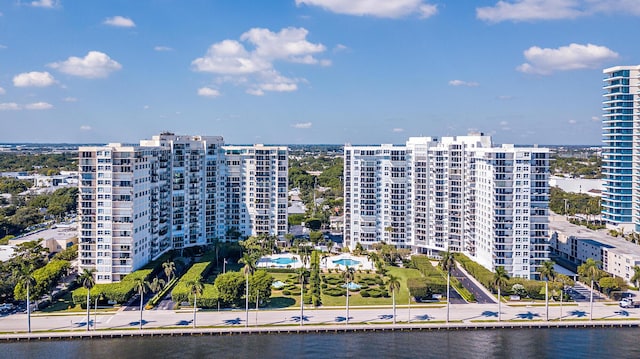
[411,256,447,296]
[72,252,172,305]
[171,260,215,305]
[454,253,545,299]
[14,259,71,300]
[454,253,497,291]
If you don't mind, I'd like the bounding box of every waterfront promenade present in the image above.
[0,301,635,340]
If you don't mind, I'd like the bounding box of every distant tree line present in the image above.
[0,152,76,174]
[0,187,78,239]
[550,155,602,179]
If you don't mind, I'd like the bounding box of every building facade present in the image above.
[601,65,639,231]
[344,134,550,279]
[78,134,288,283]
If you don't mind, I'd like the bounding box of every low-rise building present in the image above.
[550,213,640,284]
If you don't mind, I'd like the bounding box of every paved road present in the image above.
[0,301,633,333]
[451,266,495,304]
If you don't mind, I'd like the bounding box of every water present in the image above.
[271,257,297,265]
[333,258,361,266]
[341,281,362,290]
[4,328,639,358]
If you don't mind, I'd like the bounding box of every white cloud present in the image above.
[334,44,348,52]
[63,97,77,102]
[154,46,173,52]
[292,122,313,129]
[143,105,150,110]
[103,16,136,28]
[13,71,55,87]
[497,95,514,100]
[296,0,438,18]
[0,103,20,110]
[80,125,92,131]
[193,27,327,95]
[392,128,405,133]
[477,0,640,23]
[0,87,5,95]
[31,0,57,8]
[0,45,6,49]
[48,51,122,79]
[25,102,53,110]
[591,116,600,121]
[517,43,618,75]
[449,79,479,87]
[499,120,509,126]
[568,119,577,124]
[477,0,582,22]
[197,87,221,98]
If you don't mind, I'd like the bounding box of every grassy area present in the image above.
[39,292,117,313]
[267,267,428,308]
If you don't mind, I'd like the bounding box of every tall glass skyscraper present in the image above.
[602,66,638,230]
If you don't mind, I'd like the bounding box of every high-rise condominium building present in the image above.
[344,134,550,279]
[78,133,288,283]
[602,65,639,231]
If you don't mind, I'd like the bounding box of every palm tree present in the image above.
[133,278,149,329]
[493,266,509,322]
[239,253,256,328]
[387,274,400,324]
[149,276,166,294]
[440,251,456,323]
[631,265,640,288]
[163,261,176,282]
[578,258,601,321]
[343,266,355,325]
[15,264,35,333]
[78,268,96,332]
[556,274,574,322]
[186,278,204,328]
[539,260,556,321]
[298,266,306,326]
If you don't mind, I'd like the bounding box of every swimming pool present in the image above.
[332,258,361,267]
[270,257,298,265]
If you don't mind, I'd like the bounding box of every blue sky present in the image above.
[0,0,638,145]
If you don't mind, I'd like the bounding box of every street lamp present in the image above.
[94,293,103,331]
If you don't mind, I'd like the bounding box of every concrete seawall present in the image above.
[2,321,638,342]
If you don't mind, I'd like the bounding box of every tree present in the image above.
[343,266,355,325]
[213,272,245,306]
[297,266,307,326]
[555,274,574,321]
[149,277,165,293]
[578,258,601,321]
[133,278,149,329]
[493,266,509,322]
[387,274,400,324]
[186,278,204,328]
[14,264,35,333]
[631,265,640,288]
[163,261,176,282]
[440,251,455,323]
[239,253,256,328]
[539,261,556,321]
[78,268,96,332]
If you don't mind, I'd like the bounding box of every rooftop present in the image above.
[550,214,640,258]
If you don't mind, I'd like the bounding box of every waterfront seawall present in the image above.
[2,320,639,342]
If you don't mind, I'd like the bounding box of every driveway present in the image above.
[450,266,496,304]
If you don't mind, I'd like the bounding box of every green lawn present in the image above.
[266,267,427,308]
[39,292,118,313]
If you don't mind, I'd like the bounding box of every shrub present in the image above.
[324,287,346,296]
[283,290,291,295]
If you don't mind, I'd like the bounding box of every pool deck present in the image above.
[1,320,638,342]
